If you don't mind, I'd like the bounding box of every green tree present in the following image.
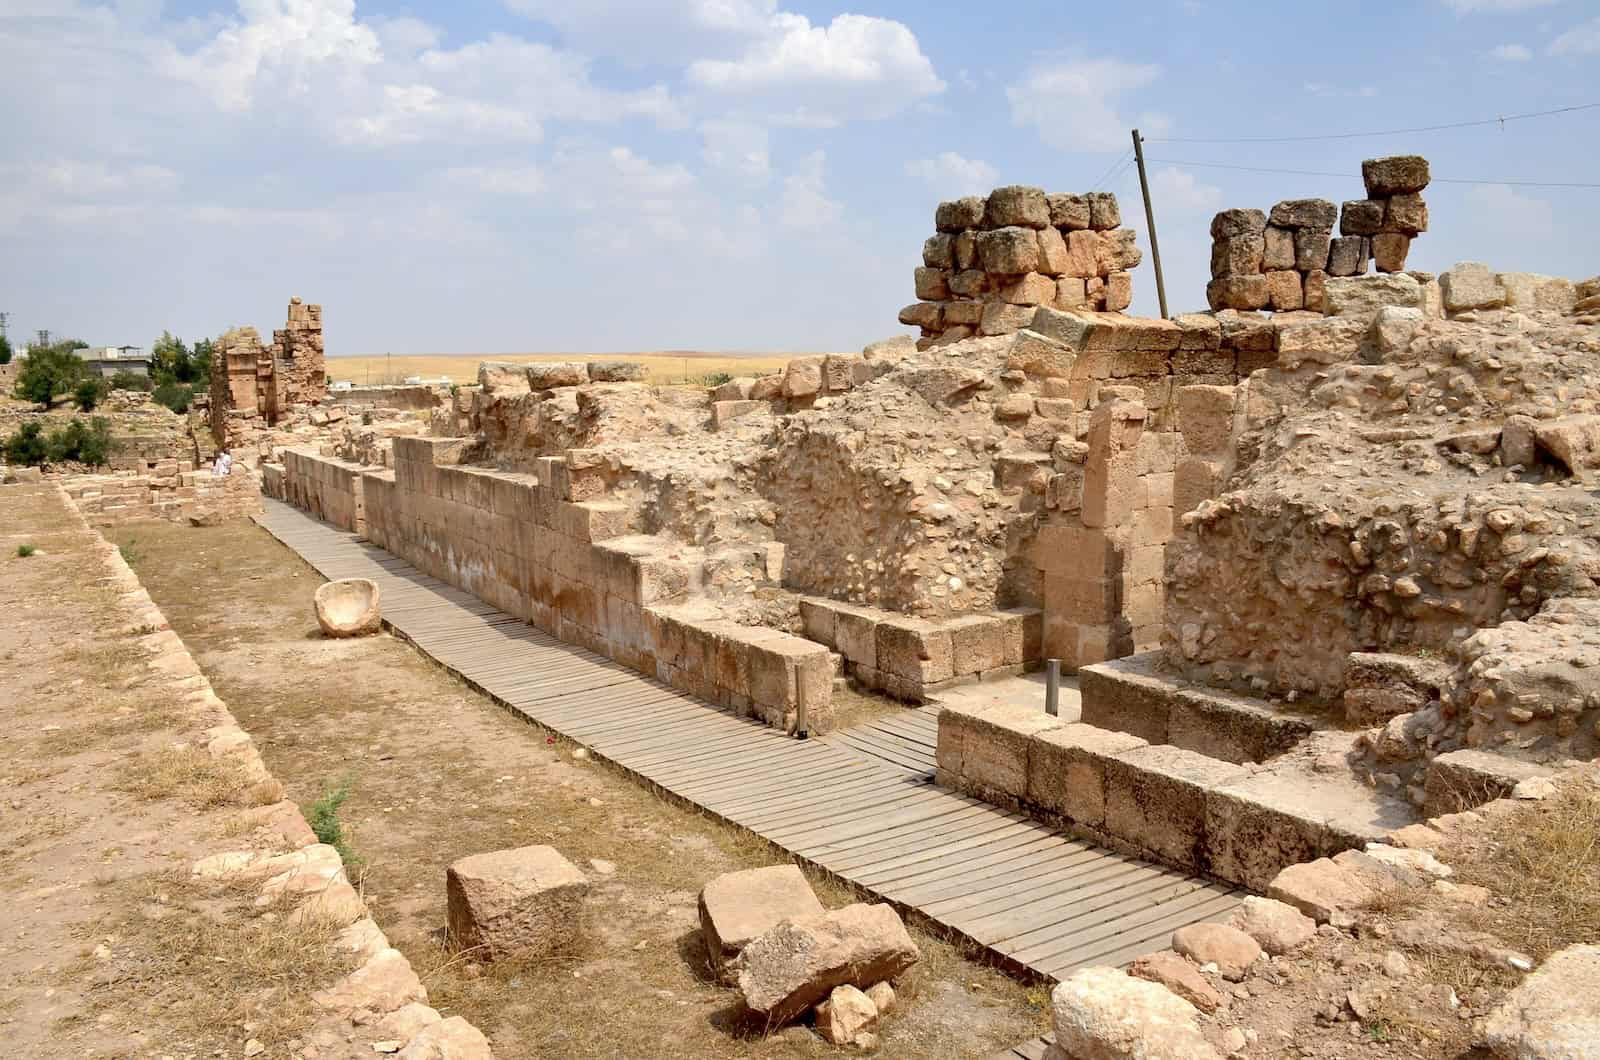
[3,421,47,466]
[191,337,214,384]
[151,330,190,385]
[152,380,194,414]
[0,334,12,366]
[108,369,152,393]
[13,341,87,407]
[74,377,106,411]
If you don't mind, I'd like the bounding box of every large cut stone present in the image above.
[1268,199,1337,229]
[935,196,985,232]
[1362,155,1430,197]
[446,845,590,961]
[1266,857,1372,923]
[1050,966,1220,1060]
[1209,209,1266,241]
[698,864,824,982]
[978,227,1043,275]
[477,361,531,394]
[315,578,381,638]
[985,185,1050,229]
[1481,943,1600,1059]
[1340,199,1384,237]
[1440,261,1507,312]
[525,362,588,389]
[1048,192,1090,230]
[1322,273,1423,318]
[732,903,919,1026]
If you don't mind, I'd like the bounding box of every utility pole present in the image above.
[36,328,50,348]
[1131,128,1170,320]
[0,312,9,338]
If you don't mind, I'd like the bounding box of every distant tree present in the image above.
[152,380,194,414]
[13,341,87,407]
[108,369,152,393]
[191,337,214,384]
[74,376,106,411]
[3,421,47,466]
[151,330,191,385]
[0,334,12,365]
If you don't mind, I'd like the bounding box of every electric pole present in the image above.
[1131,128,1170,320]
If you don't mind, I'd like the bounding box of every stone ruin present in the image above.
[208,296,327,452]
[900,186,1142,347]
[1207,155,1431,313]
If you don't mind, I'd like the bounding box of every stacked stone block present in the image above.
[274,439,836,733]
[1206,156,1431,312]
[901,186,1142,349]
[209,298,326,449]
[62,460,261,526]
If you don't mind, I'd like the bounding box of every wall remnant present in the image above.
[208,297,326,452]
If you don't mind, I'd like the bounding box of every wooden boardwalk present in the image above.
[256,500,1240,981]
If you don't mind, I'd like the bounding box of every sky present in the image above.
[1,0,1597,356]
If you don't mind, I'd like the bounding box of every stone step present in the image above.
[1078,651,1317,765]
[937,700,1418,891]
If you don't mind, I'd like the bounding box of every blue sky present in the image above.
[1,0,1597,355]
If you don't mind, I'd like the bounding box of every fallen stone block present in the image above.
[1050,966,1220,1060]
[698,864,824,983]
[1424,749,1555,816]
[1129,949,1222,1014]
[314,578,382,637]
[1267,857,1373,923]
[1481,943,1600,1059]
[446,845,590,961]
[733,903,919,1027]
[1171,922,1260,981]
[1228,896,1315,956]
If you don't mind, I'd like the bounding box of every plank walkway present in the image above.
[255,500,1240,982]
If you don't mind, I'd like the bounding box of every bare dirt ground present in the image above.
[110,515,1050,1059]
[0,485,358,1058]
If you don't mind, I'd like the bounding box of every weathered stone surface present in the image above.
[1261,226,1295,271]
[1363,155,1430,197]
[1087,192,1121,230]
[525,362,588,389]
[1210,234,1264,279]
[1440,262,1507,312]
[732,903,919,1026]
[980,301,1037,337]
[999,272,1058,306]
[446,845,589,961]
[1104,745,1246,869]
[1303,269,1328,314]
[1206,275,1270,312]
[978,227,1043,275]
[1340,199,1385,237]
[478,361,531,394]
[1368,305,1423,358]
[699,864,824,982]
[1129,950,1223,1014]
[922,233,955,269]
[1037,226,1071,276]
[1029,723,1146,828]
[587,360,646,382]
[865,980,896,1014]
[815,984,878,1045]
[936,196,985,232]
[914,267,951,301]
[1105,271,1132,313]
[949,269,988,298]
[1097,229,1143,273]
[1371,232,1411,274]
[1048,192,1090,230]
[985,185,1050,229]
[898,302,944,329]
[1051,967,1220,1060]
[1326,236,1368,278]
[1209,209,1267,241]
[1499,272,1577,313]
[313,947,427,1018]
[1382,193,1428,236]
[1228,896,1315,955]
[1275,317,1365,368]
[1266,858,1373,922]
[394,1016,494,1060]
[314,578,381,637]
[1293,227,1332,272]
[1482,943,1600,1059]
[1269,199,1337,230]
[1322,273,1423,318]
[1264,270,1303,312]
[1170,922,1260,981]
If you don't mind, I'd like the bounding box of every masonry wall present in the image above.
[269,439,837,733]
[63,461,262,526]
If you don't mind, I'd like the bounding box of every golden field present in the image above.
[328,351,827,387]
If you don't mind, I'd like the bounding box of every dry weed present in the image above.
[116,746,251,809]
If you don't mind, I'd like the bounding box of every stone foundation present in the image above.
[62,460,262,525]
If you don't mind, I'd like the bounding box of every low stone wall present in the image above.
[799,595,1041,702]
[269,439,836,733]
[334,384,444,411]
[62,460,262,525]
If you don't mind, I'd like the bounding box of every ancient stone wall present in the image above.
[1207,155,1431,313]
[208,298,326,451]
[900,186,1141,349]
[62,460,262,525]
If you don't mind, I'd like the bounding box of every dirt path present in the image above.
[0,486,363,1058]
[111,516,1049,1059]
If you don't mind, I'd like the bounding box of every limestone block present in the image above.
[977,227,1043,275]
[1206,275,1269,312]
[949,269,988,298]
[1371,233,1411,274]
[1050,967,1219,1060]
[525,362,588,389]
[1268,199,1337,229]
[999,272,1057,306]
[1036,226,1070,276]
[897,302,944,329]
[1482,943,1600,1059]
[1326,236,1368,278]
[1061,229,1101,278]
[985,185,1050,228]
[1499,272,1577,313]
[1210,234,1264,278]
[1266,857,1373,922]
[587,360,646,382]
[1440,261,1507,312]
[1382,193,1428,236]
[1424,748,1554,816]
[748,634,832,720]
[1264,269,1303,311]
[732,903,919,1027]
[446,845,589,961]
[799,598,837,648]
[1005,329,1077,379]
[979,301,1036,337]
[1048,192,1090,230]
[946,701,1064,799]
[922,233,955,269]
[1209,208,1266,241]
[1129,950,1223,1014]
[995,607,1042,666]
[1323,272,1423,317]
[935,196,985,232]
[1086,192,1121,230]
[820,354,856,393]
[816,984,878,1045]
[1103,744,1247,869]
[1293,227,1331,272]
[712,399,765,428]
[1175,385,1236,457]
[1229,896,1315,956]
[1261,225,1295,271]
[1028,722,1147,827]
[876,617,954,685]
[1171,922,1260,981]
[946,614,1004,675]
[934,300,978,327]
[781,356,824,399]
[914,267,951,301]
[478,361,531,394]
[1054,277,1087,310]
[1275,317,1365,368]
[699,864,824,982]
[1097,229,1143,273]
[1339,199,1385,237]
[1104,271,1132,313]
[834,607,878,670]
[1362,155,1430,197]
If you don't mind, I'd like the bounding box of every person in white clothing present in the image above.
[213,451,233,477]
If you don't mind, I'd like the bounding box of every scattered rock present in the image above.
[1129,950,1224,1013]
[446,845,589,962]
[1050,966,1221,1060]
[698,864,824,983]
[1229,896,1316,956]
[814,984,878,1046]
[1171,923,1261,982]
[733,903,919,1027]
[1481,943,1600,1057]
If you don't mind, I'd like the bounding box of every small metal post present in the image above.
[1045,659,1061,716]
[796,679,810,740]
[1131,128,1170,320]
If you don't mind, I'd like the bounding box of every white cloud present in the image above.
[700,119,771,181]
[504,0,777,63]
[1549,17,1600,54]
[903,152,999,198]
[443,166,545,196]
[687,13,943,126]
[1149,166,1221,214]
[1442,0,1556,10]
[1006,59,1167,152]
[1304,81,1379,98]
[1490,42,1532,59]
[777,150,842,230]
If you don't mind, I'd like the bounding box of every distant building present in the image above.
[77,345,153,378]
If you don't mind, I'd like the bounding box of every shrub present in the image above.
[15,544,36,558]
[0,334,12,366]
[152,381,194,414]
[306,779,362,869]
[3,421,47,466]
[74,377,106,411]
[108,370,152,393]
[13,341,87,407]
[701,371,734,387]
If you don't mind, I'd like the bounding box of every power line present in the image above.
[1145,101,1600,145]
[1145,157,1600,189]
[1087,148,1133,192]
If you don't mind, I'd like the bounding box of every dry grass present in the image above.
[116,746,253,810]
[1453,781,1600,959]
[85,874,357,1052]
[327,351,810,388]
[828,683,915,733]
